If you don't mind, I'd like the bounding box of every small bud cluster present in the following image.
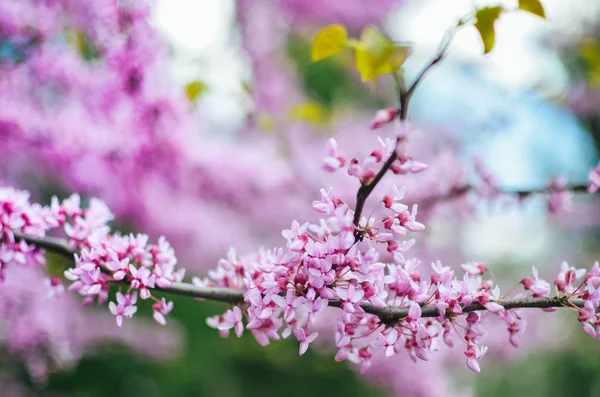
[0,188,183,327]
[323,122,426,182]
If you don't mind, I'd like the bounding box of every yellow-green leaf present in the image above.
[257,113,276,131]
[474,6,504,54]
[242,81,253,96]
[579,39,600,87]
[518,0,546,19]
[311,24,348,62]
[288,101,329,125]
[353,26,409,81]
[185,80,208,102]
[65,30,100,61]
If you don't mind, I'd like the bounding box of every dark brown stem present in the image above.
[12,233,589,323]
[403,22,459,106]
[351,146,400,237]
[420,183,591,210]
[351,19,469,237]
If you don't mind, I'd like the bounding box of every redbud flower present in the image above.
[375,328,399,357]
[547,176,573,214]
[296,328,319,355]
[465,344,488,373]
[217,306,244,337]
[153,298,174,326]
[108,292,138,327]
[44,277,65,299]
[589,161,600,193]
[555,261,586,294]
[522,266,550,297]
[370,108,399,129]
[323,138,345,172]
[106,256,130,281]
[461,261,486,275]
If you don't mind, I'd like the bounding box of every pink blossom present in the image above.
[106,255,130,281]
[465,344,488,373]
[129,265,156,299]
[461,261,486,275]
[589,161,600,194]
[370,108,399,129]
[217,306,244,337]
[555,261,586,294]
[336,284,365,314]
[152,298,174,326]
[323,138,345,172]
[547,176,573,214]
[44,277,65,299]
[521,266,551,297]
[375,328,399,357]
[408,302,422,321]
[295,327,319,355]
[108,292,138,327]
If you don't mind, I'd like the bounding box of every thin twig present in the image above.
[419,183,591,210]
[404,21,461,105]
[350,19,465,236]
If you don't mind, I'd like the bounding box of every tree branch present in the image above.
[12,233,589,324]
[420,183,592,210]
[404,18,464,106]
[351,19,465,235]
[351,147,400,236]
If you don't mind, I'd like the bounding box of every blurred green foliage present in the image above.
[36,297,384,397]
[476,325,600,397]
[287,35,383,111]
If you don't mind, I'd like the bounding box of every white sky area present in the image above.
[153,0,248,133]
[152,0,597,262]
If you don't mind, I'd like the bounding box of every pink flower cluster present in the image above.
[546,175,573,214]
[0,188,57,276]
[198,129,600,374]
[590,161,600,194]
[0,186,183,328]
[324,124,427,180]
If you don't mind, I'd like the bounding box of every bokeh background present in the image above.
[1,0,600,396]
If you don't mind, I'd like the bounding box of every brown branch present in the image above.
[12,233,588,323]
[420,183,592,210]
[403,17,465,111]
[16,233,74,259]
[351,146,400,237]
[351,19,465,237]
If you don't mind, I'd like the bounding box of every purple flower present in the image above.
[589,161,600,193]
[152,298,174,326]
[108,292,138,327]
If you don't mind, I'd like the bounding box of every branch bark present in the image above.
[420,183,591,210]
[351,18,464,234]
[13,233,588,324]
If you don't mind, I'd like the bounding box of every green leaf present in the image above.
[310,24,348,62]
[288,101,329,125]
[65,30,100,61]
[185,80,208,102]
[286,35,378,110]
[256,112,276,131]
[353,26,409,81]
[579,39,600,87]
[474,6,504,54]
[518,0,546,18]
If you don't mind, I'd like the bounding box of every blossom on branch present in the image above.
[590,161,600,194]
